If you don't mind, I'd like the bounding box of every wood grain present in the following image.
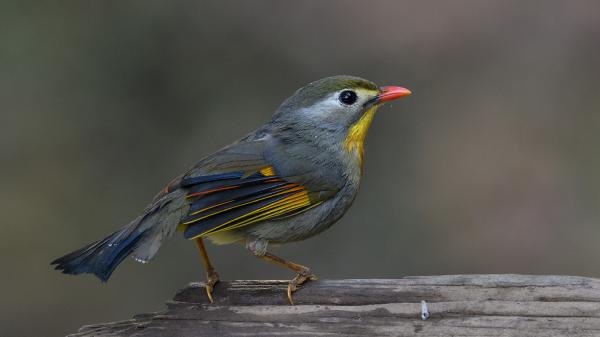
[69,275,600,336]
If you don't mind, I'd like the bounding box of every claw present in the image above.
[206,284,214,303]
[287,269,317,305]
[204,270,220,303]
[287,283,294,305]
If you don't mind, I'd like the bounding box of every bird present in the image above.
[51,75,411,304]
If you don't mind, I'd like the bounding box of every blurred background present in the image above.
[2,0,600,336]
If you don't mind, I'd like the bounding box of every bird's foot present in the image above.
[287,268,317,305]
[204,270,220,303]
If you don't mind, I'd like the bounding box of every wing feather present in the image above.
[179,166,323,240]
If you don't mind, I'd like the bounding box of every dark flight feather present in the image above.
[180,168,315,240]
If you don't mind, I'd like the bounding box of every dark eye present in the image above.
[339,90,358,105]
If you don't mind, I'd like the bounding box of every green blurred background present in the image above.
[2,1,600,336]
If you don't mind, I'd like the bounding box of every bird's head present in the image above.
[272,75,411,165]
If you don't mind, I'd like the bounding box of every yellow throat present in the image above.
[344,106,378,169]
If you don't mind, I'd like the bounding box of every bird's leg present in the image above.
[195,237,219,303]
[260,252,317,305]
[247,239,316,304]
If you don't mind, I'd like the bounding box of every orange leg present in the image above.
[195,237,219,303]
[260,252,317,305]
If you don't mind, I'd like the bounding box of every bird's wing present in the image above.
[174,137,338,240]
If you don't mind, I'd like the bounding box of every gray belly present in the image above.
[230,184,358,244]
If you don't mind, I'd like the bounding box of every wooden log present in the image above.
[69,274,600,337]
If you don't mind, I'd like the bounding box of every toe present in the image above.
[287,284,295,305]
[205,285,214,303]
[207,271,220,284]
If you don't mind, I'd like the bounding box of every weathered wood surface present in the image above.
[70,275,600,337]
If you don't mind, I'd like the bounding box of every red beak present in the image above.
[377,86,412,103]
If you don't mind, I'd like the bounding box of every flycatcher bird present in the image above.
[51,75,411,304]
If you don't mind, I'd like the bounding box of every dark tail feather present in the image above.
[52,189,186,281]
[51,226,146,282]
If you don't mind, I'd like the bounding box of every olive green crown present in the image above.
[281,75,378,109]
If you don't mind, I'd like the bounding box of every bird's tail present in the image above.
[51,223,146,282]
[51,190,187,282]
